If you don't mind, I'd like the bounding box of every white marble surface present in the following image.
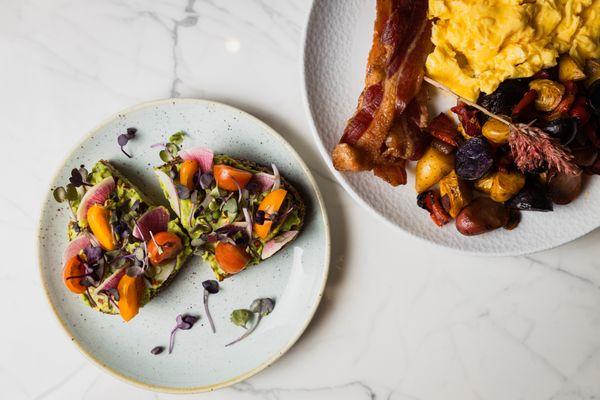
[2,1,600,399]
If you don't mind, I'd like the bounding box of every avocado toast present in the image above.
[60,160,191,321]
[154,147,305,280]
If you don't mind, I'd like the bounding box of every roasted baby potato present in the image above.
[415,146,454,193]
[439,170,472,218]
[529,79,565,112]
[482,118,510,144]
[455,198,509,236]
[490,170,526,202]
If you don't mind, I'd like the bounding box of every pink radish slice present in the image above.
[95,267,126,293]
[133,206,170,240]
[179,147,214,173]
[261,230,298,260]
[252,172,276,192]
[62,235,92,264]
[155,169,180,217]
[76,177,116,224]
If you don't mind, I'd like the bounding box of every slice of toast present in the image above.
[62,160,191,319]
[155,151,305,280]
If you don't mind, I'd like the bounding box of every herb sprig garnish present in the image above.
[423,77,579,175]
[226,298,275,347]
[169,314,199,354]
[202,280,220,333]
[53,165,90,221]
[117,127,137,158]
[158,132,185,162]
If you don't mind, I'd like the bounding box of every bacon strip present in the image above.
[332,0,431,186]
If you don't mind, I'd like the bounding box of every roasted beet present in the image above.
[539,117,578,145]
[478,79,528,118]
[455,198,509,236]
[547,171,583,205]
[455,137,494,180]
[507,185,553,211]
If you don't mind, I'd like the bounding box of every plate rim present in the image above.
[299,0,593,257]
[36,97,331,393]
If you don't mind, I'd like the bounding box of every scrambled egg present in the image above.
[426,0,600,100]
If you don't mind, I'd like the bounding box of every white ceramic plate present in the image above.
[37,99,330,392]
[302,0,600,255]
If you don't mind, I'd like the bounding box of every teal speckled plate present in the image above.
[37,99,330,393]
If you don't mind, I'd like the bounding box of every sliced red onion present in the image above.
[179,147,214,173]
[242,207,253,239]
[133,206,170,240]
[155,169,180,217]
[271,164,280,191]
[261,230,298,260]
[252,172,276,192]
[95,267,126,293]
[76,177,115,223]
[62,235,91,264]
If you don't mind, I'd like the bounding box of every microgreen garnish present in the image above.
[117,127,137,158]
[53,167,89,221]
[230,309,253,329]
[226,298,275,347]
[151,346,164,355]
[169,314,199,354]
[198,172,214,189]
[176,184,191,200]
[202,280,220,333]
[159,131,186,162]
[69,167,92,187]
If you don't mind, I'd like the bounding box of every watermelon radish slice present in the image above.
[133,206,170,240]
[95,267,126,293]
[62,235,92,264]
[179,147,214,173]
[261,230,298,260]
[155,169,181,217]
[76,177,115,224]
[252,172,276,192]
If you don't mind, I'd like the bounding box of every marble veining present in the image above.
[2,0,600,399]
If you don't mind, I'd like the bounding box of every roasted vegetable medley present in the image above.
[416,57,600,235]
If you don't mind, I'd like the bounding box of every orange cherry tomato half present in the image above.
[117,275,145,322]
[179,159,199,190]
[253,189,288,239]
[213,164,253,191]
[87,204,116,251]
[63,255,87,294]
[147,231,183,266]
[215,242,250,274]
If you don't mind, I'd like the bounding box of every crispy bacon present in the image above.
[451,102,481,137]
[428,113,459,146]
[332,0,431,186]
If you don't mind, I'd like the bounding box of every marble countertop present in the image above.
[2,1,600,399]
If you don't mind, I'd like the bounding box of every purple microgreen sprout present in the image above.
[84,288,97,308]
[169,314,199,354]
[176,184,191,200]
[198,172,214,189]
[69,168,93,188]
[151,346,164,355]
[242,207,253,239]
[226,298,275,347]
[202,280,220,333]
[117,127,136,158]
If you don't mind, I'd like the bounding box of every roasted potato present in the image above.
[455,198,509,236]
[415,146,454,193]
[490,170,526,202]
[439,170,471,218]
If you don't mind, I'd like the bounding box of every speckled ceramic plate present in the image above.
[301,0,600,255]
[37,99,330,392]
